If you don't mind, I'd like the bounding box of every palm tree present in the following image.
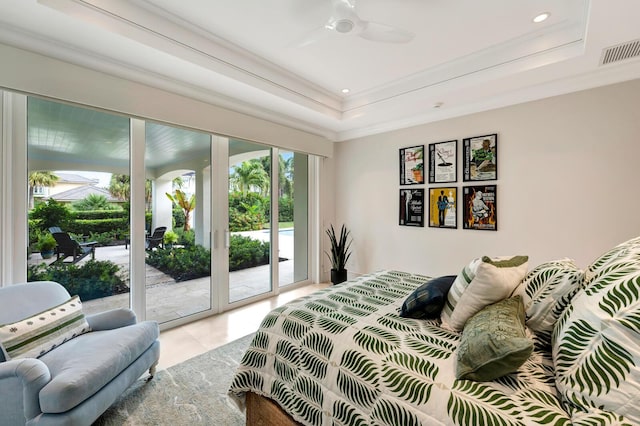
[28,171,59,209]
[166,189,195,231]
[109,174,130,201]
[230,160,269,195]
[280,154,294,198]
[72,194,117,211]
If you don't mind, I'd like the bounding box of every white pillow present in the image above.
[441,255,529,331]
[0,295,90,360]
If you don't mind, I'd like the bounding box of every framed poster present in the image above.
[399,145,424,185]
[399,188,424,227]
[429,187,457,229]
[462,185,497,231]
[428,140,457,183]
[463,133,497,181]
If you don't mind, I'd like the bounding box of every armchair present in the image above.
[0,281,160,425]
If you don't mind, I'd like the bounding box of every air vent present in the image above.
[600,39,640,65]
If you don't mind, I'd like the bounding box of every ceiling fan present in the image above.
[294,0,414,47]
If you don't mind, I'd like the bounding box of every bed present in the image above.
[229,245,640,426]
[229,269,571,425]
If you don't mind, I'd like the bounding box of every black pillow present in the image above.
[400,275,457,319]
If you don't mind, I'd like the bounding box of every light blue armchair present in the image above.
[0,281,160,425]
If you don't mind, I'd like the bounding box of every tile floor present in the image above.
[156,282,330,370]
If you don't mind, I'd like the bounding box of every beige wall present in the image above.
[331,79,640,278]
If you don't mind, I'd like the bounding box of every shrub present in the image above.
[229,192,268,231]
[27,260,126,301]
[29,199,71,231]
[145,235,270,281]
[88,231,118,245]
[229,235,270,271]
[175,228,195,247]
[146,245,210,281]
[278,197,294,222]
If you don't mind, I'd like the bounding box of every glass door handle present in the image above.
[225,230,230,248]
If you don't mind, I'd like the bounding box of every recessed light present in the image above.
[341,88,350,94]
[533,12,550,23]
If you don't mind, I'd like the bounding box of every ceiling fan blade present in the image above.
[359,21,414,43]
[291,25,333,48]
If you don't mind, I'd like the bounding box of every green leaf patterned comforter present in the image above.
[228,270,617,425]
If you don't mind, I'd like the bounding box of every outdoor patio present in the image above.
[27,230,297,323]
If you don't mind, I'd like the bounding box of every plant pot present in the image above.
[41,249,54,259]
[331,268,348,285]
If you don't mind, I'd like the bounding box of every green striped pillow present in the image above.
[441,255,529,331]
[0,295,90,360]
[441,257,481,327]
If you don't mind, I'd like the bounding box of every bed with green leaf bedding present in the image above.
[229,237,640,426]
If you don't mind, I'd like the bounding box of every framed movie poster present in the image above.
[399,188,424,227]
[399,145,424,185]
[463,133,497,181]
[428,140,457,183]
[429,187,457,229]
[462,185,497,231]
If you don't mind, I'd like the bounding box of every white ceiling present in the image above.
[1,0,639,142]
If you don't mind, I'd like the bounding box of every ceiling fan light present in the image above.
[533,12,550,23]
[335,19,355,33]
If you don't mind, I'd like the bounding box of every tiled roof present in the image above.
[54,172,99,184]
[48,185,119,203]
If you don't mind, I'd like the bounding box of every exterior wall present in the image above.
[331,79,640,278]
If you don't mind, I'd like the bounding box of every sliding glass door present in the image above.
[26,97,131,316]
[228,139,273,303]
[278,151,309,287]
[144,122,213,323]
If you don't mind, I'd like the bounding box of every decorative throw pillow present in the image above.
[400,275,456,319]
[511,258,584,343]
[442,255,529,331]
[0,295,90,360]
[552,237,640,424]
[456,295,533,381]
[583,235,640,288]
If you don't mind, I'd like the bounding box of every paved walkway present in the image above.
[28,230,298,323]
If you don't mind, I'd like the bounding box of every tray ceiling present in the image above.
[0,0,639,142]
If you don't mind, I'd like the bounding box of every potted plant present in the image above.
[412,162,423,182]
[325,224,352,285]
[38,233,57,259]
[164,229,179,249]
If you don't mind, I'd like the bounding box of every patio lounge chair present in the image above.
[145,226,167,250]
[51,231,97,264]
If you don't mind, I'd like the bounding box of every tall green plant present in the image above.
[325,224,352,271]
[166,189,195,231]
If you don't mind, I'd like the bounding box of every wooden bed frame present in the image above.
[245,392,301,426]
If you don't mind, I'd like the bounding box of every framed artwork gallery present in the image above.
[399,133,497,231]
